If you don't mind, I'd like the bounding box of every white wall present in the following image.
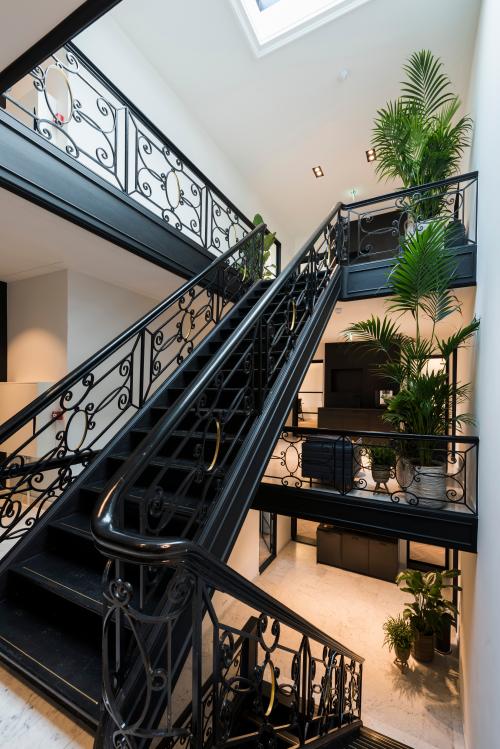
[228,509,260,581]
[460,1,500,746]
[7,270,68,382]
[66,270,157,368]
[76,17,293,256]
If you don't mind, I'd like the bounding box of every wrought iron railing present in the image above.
[92,204,343,743]
[338,172,478,264]
[0,225,267,547]
[264,427,479,514]
[0,43,281,263]
[93,538,363,749]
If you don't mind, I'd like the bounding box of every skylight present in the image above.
[233,0,375,56]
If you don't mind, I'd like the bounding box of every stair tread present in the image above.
[85,482,202,515]
[13,551,103,615]
[349,728,415,749]
[52,512,92,539]
[0,595,101,724]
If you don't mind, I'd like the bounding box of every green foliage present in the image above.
[253,213,276,280]
[372,50,472,219]
[367,445,396,468]
[383,614,413,653]
[396,568,461,635]
[344,221,479,444]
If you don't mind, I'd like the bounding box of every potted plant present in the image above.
[383,614,413,668]
[396,568,460,663]
[367,445,395,492]
[372,50,472,233]
[345,220,479,508]
[239,214,276,282]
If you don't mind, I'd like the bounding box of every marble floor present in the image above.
[250,542,464,749]
[0,541,464,749]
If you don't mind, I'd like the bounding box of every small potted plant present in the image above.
[383,614,413,668]
[367,445,395,492]
[396,568,460,663]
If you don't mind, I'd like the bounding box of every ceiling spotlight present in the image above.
[366,148,377,163]
[312,165,324,178]
[338,68,350,82]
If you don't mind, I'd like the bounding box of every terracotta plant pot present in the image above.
[395,644,411,667]
[411,631,435,663]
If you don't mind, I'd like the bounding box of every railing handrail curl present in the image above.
[0,223,266,445]
[92,512,363,664]
[92,202,343,538]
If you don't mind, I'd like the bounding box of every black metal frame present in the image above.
[1,42,281,272]
[93,538,364,749]
[259,511,277,573]
[0,225,268,547]
[339,171,478,265]
[0,0,123,93]
[264,426,479,515]
[91,202,344,745]
[0,281,6,382]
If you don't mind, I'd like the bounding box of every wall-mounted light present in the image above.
[365,148,377,163]
[312,165,324,178]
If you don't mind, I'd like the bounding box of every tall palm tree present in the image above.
[344,220,479,444]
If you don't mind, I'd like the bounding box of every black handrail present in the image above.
[282,425,480,445]
[92,531,363,663]
[92,202,343,521]
[342,171,478,210]
[0,223,266,445]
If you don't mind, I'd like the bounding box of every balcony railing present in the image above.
[338,172,478,265]
[1,43,275,261]
[264,427,478,514]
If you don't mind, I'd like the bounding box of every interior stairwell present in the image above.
[0,211,412,748]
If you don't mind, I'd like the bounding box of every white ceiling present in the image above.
[0,188,180,301]
[0,1,85,73]
[111,0,481,247]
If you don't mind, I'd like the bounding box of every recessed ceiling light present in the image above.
[366,148,377,162]
[312,165,324,178]
[338,68,350,82]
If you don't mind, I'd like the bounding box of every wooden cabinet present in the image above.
[316,524,399,583]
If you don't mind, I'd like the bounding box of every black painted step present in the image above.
[0,588,101,726]
[11,550,103,615]
[348,727,415,748]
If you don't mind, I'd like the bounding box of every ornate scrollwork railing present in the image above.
[264,427,479,514]
[0,225,267,547]
[1,43,281,263]
[338,172,478,264]
[92,204,343,744]
[93,538,363,749]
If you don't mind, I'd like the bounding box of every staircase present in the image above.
[0,206,413,748]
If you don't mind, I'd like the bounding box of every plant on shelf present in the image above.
[372,49,472,224]
[383,614,413,668]
[344,220,479,507]
[366,445,396,488]
[239,214,276,282]
[396,568,461,663]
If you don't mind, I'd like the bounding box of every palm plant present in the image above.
[372,50,472,221]
[344,220,479,462]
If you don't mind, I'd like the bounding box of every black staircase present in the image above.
[0,203,364,746]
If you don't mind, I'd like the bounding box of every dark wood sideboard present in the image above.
[316,524,399,582]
